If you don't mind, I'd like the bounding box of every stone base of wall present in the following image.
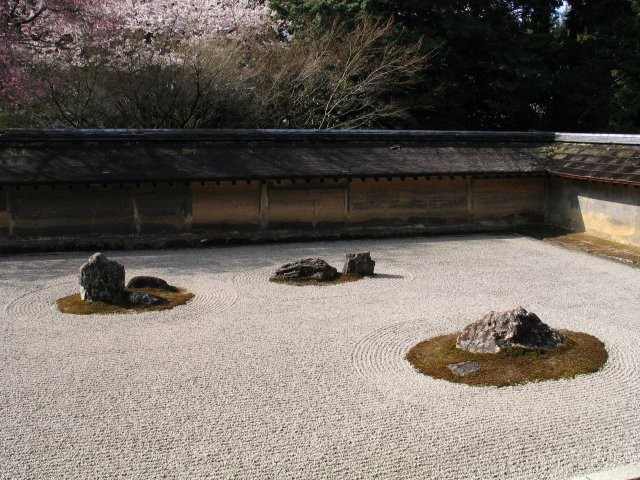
[0,224,527,254]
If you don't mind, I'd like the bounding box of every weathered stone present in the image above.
[128,291,161,305]
[127,276,176,291]
[271,258,339,281]
[342,252,375,276]
[447,361,481,376]
[79,253,125,302]
[456,306,565,354]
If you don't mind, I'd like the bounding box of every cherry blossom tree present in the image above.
[2,1,425,129]
[116,0,270,39]
[1,0,117,108]
[1,0,270,112]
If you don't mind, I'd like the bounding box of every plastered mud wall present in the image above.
[547,177,640,246]
[0,176,545,245]
[4,173,640,251]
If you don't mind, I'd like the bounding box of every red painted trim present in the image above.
[550,172,640,187]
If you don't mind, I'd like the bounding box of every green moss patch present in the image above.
[268,273,364,286]
[56,288,195,315]
[406,331,607,387]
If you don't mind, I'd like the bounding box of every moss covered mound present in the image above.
[56,287,194,315]
[406,331,607,387]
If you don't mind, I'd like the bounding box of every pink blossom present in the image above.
[1,1,271,106]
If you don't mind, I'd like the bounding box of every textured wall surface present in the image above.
[470,177,545,220]
[191,181,260,229]
[548,178,640,246]
[0,176,547,244]
[9,185,135,235]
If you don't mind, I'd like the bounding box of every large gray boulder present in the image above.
[342,252,375,276]
[456,306,565,353]
[271,258,339,281]
[79,253,125,303]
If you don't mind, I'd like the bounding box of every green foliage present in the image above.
[547,0,640,132]
[270,0,373,20]
[411,2,558,130]
[270,0,640,132]
[0,108,32,127]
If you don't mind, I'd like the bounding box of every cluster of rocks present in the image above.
[270,252,376,281]
[79,253,175,306]
[79,253,569,380]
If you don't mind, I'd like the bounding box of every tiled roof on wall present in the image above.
[0,130,548,185]
[548,143,640,185]
[2,129,640,186]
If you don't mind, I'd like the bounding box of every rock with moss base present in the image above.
[456,306,565,354]
[271,258,339,281]
[79,253,125,303]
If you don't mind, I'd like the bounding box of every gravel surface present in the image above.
[1,234,639,479]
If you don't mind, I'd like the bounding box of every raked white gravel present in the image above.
[1,234,639,479]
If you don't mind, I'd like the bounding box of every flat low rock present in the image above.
[128,291,162,306]
[79,253,125,303]
[271,258,339,281]
[447,361,481,376]
[456,306,565,354]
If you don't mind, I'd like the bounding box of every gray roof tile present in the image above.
[0,130,548,185]
[2,130,640,186]
[548,143,640,185]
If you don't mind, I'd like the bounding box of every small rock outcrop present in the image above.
[79,253,125,302]
[447,361,481,376]
[343,252,375,276]
[127,276,176,291]
[128,291,161,306]
[456,306,565,354]
[271,258,339,281]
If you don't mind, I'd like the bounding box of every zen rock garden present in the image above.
[56,252,194,314]
[57,251,607,388]
[406,306,608,387]
[270,252,375,285]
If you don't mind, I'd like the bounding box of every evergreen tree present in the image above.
[270,0,563,130]
[548,0,640,132]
